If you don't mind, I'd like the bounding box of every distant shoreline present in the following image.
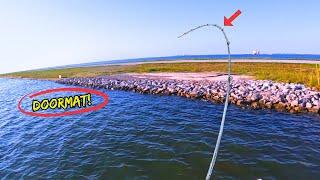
[43,55,320,70]
[1,61,320,90]
[111,59,320,66]
[54,58,320,69]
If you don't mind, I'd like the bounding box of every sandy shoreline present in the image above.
[128,72,253,81]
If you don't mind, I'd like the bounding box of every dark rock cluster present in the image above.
[57,76,320,114]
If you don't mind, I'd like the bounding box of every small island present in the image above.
[2,60,320,114]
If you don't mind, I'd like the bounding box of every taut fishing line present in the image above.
[178,24,232,180]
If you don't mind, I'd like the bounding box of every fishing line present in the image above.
[178,24,232,180]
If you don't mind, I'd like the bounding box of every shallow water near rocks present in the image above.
[0,78,319,179]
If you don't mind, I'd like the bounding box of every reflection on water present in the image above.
[0,78,319,179]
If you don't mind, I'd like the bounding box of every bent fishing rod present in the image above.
[178,24,232,180]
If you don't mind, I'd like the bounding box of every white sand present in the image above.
[128,72,253,81]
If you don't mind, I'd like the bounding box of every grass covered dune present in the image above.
[2,62,320,89]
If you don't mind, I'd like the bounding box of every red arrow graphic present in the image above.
[224,10,242,26]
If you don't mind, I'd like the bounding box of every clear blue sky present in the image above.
[1,0,319,73]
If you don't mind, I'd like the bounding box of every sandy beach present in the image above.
[128,72,253,81]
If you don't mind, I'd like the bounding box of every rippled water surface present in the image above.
[0,78,319,179]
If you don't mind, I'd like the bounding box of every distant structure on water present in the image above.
[252,50,260,55]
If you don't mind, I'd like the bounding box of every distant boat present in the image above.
[252,50,260,55]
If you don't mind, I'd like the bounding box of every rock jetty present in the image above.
[57,75,320,114]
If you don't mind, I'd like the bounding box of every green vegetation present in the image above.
[1,62,320,89]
